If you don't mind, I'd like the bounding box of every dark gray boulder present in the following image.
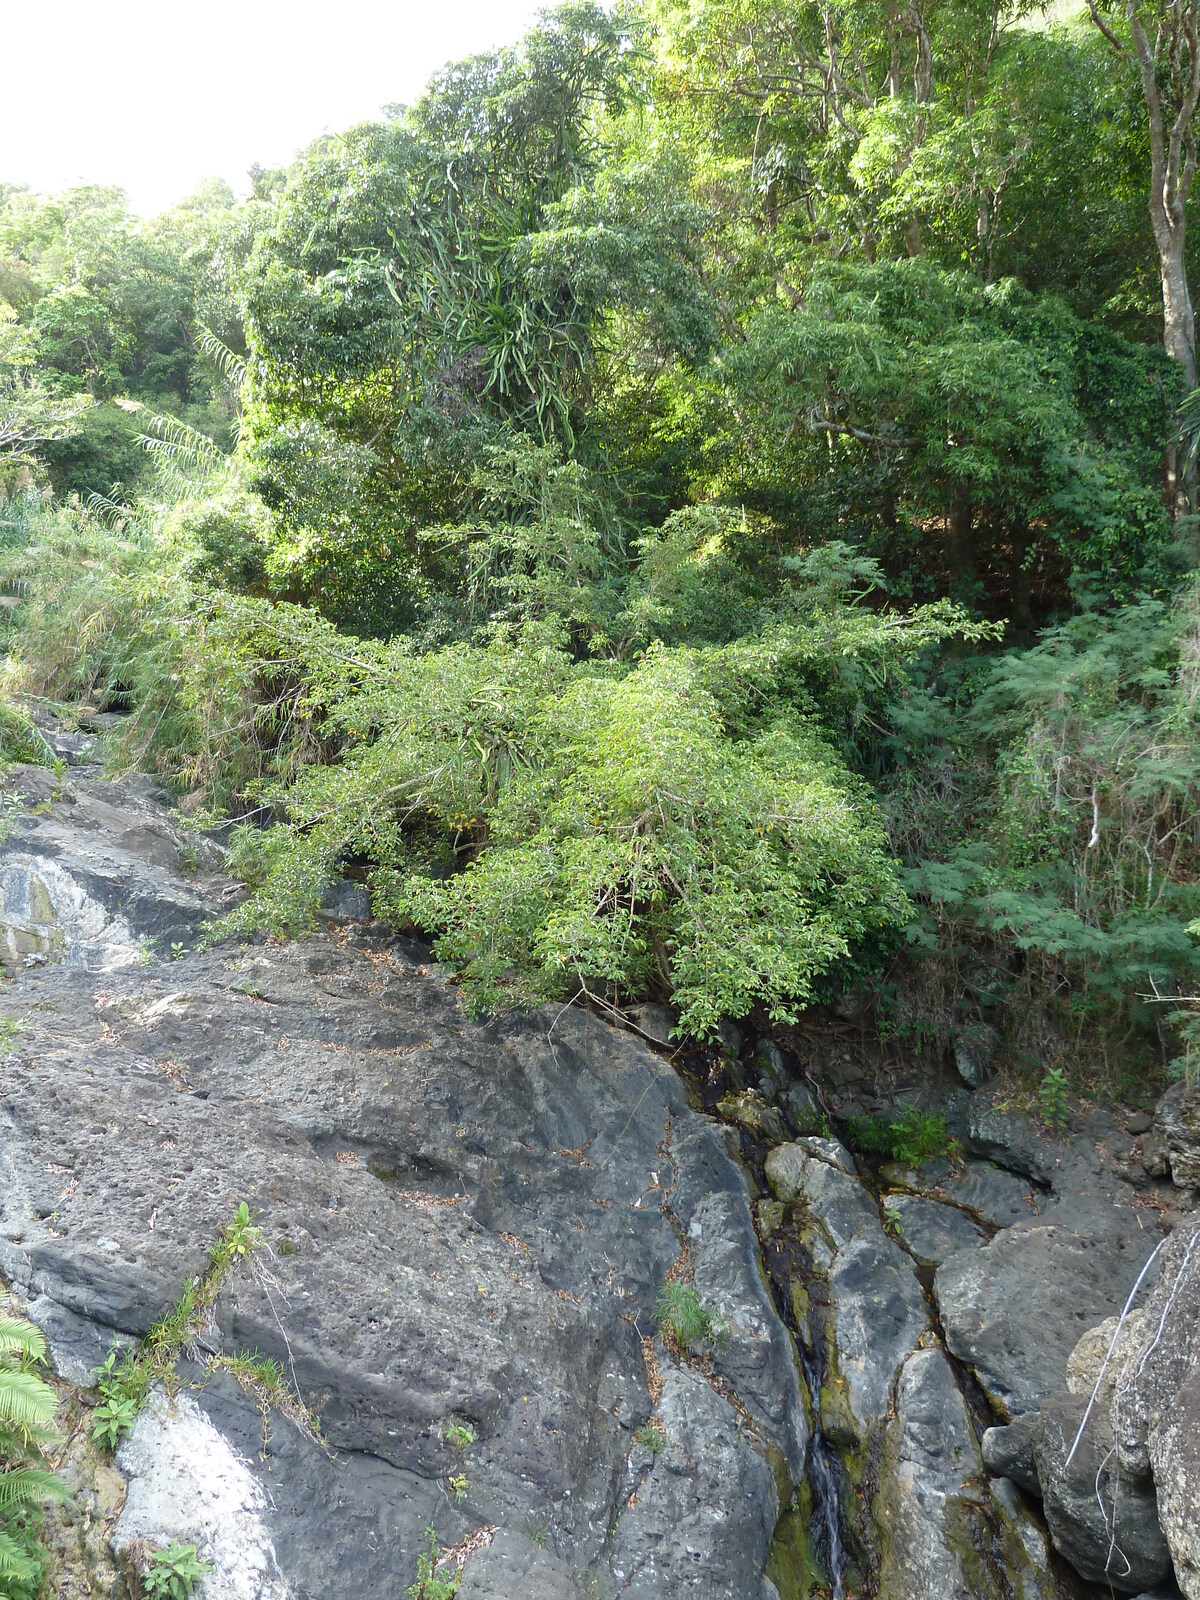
[886,1194,986,1267]
[459,1529,590,1599]
[1033,1393,1172,1593]
[607,1364,780,1599]
[982,1413,1041,1495]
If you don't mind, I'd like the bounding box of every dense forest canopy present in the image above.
[2,0,1200,1086]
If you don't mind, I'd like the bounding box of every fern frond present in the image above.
[199,330,249,395]
[0,1369,57,1433]
[0,1528,38,1586]
[0,1319,45,1365]
[0,1466,68,1512]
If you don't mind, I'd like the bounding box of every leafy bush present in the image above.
[142,1542,211,1600]
[218,630,911,1037]
[0,703,54,770]
[845,1107,954,1167]
[891,582,1200,1079]
[406,1525,461,1600]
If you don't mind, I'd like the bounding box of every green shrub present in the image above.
[656,1282,721,1349]
[845,1107,954,1167]
[142,1541,211,1600]
[1038,1067,1071,1131]
[406,1525,460,1599]
[0,703,55,770]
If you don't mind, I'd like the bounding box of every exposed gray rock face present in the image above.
[1153,1082,1200,1193]
[825,1230,928,1444]
[458,1529,588,1599]
[935,1212,1159,1417]
[0,774,803,1599]
[113,1388,290,1600]
[885,1193,986,1267]
[877,1348,1063,1600]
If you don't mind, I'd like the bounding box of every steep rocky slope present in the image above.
[0,739,1196,1599]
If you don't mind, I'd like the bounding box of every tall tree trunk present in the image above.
[1089,0,1200,513]
[1161,240,1198,514]
[947,485,973,593]
[1009,522,1035,633]
[1161,242,1198,388]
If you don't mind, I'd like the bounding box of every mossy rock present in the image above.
[766,1486,817,1599]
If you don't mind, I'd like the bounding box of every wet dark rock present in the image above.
[716,1019,743,1061]
[717,1088,789,1145]
[316,878,373,923]
[952,1025,997,1089]
[751,1038,787,1099]
[782,1080,825,1135]
[0,771,227,970]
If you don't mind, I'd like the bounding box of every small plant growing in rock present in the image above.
[883,1203,905,1238]
[406,1525,460,1599]
[91,1350,149,1451]
[634,1420,667,1454]
[219,1202,261,1263]
[447,1471,468,1504]
[656,1282,721,1350]
[442,1421,475,1455]
[142,1541,211,1600]
[91,1203,263,1455]
[90,1390,139,1452]
[170,941,186,961]
[1039,1068,1070,1131]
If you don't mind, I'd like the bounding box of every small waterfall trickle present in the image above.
[795,1331,847,1600]
[763,1231,848,1600]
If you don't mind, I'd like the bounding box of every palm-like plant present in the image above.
[0,1315,67,1598]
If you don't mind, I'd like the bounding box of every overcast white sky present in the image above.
[2,0,546,215]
